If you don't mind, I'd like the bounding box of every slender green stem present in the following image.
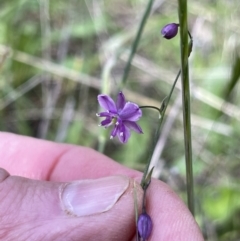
[140,70,181,186]
[120,0,154,89]
[140,30,193,189]
[139,106,162,116]
[178,0,194,215]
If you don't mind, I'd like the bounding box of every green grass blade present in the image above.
[120,0,154,88]
[223,54,240,101]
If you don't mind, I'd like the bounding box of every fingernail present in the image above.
[61,176,129,217]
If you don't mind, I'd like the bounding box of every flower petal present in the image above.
[97,112,114,118]
[97,94,117,113]
[110,124,119,138]
[123,121,143,134]
[117,124,131,143]
[116,91,126,111]
[119,102,142,121]
[100,118,112,127]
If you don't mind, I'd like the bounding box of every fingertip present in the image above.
[0,168,10,183]
[146,179,204,241]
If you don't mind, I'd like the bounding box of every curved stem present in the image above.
[139,105,162,116]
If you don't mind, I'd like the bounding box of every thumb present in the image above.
[0,168,142,241]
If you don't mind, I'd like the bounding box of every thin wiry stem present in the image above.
[149,93,182,178]
[120,0,154,88]
[178,0,195,215]
[141,70,181,186]
[139,106,162,116]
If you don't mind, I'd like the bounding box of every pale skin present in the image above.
[0,132,204,241]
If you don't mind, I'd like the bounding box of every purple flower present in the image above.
[97,92,143,143]
[137,213,153,240]
[161,23,179,40]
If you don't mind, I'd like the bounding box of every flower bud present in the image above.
[161,23,179,40]
[137,212,153,240]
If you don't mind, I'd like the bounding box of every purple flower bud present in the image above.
[161,23,179,40]
[137,213,153,240]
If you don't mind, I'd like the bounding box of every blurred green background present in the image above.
[0,0,240,240]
